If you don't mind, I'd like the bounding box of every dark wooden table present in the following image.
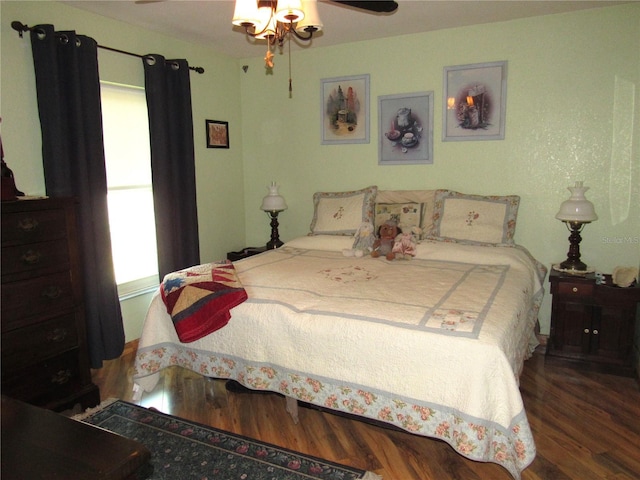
[1,395,151,479]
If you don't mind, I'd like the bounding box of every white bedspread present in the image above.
[133,237,545,479]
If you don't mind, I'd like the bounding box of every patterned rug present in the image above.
[75,399,381,480]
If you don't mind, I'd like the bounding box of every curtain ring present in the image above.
[169,61,180,71]
[144,55,157,66]
[58,33,69,45]
[35,28,46,41]
[76,37,81,47]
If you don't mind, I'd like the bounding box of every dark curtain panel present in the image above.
[143,55,200,279]
[30,25,124,369]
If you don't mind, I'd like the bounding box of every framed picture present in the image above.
[321,74,370,145]
[206,120,229,148]
[378,91,434,165]
[443,61,507,141]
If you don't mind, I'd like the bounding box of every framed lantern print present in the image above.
[443,61,507,141]
[321,74,370,145]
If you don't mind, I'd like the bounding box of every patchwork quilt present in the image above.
[160,261,247,343]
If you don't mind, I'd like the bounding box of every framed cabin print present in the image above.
[206,120,229,148]
[378,91,434,165]
[321,74,370,145]
[443,61,507,141]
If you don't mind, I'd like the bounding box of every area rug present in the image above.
[75,399,381,480]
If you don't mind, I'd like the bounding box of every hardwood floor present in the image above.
[92,341,640,479]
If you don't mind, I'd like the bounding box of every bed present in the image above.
[132,187,546,479]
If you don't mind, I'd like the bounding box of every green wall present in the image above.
[2,2,639,341]
[238,4,640,336]
[1,0,246,340]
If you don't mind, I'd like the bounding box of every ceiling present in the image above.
[61,0,628,59]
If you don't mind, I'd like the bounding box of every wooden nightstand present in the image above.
[547,269,640,376]
[226,246,267,262]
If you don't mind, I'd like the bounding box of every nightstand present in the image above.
[547,269,640,376]
[226,246,267,262]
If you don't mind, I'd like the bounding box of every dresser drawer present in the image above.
[1,208,68,245]
[556,281,594,299]
[2,314,79,373]
[1,350,83,406]
[1,239,70,278]
[1,272,76,331]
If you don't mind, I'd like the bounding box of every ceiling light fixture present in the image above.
[232,0,323,93]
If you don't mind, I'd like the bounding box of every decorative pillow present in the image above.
[375,190,437,237]
[284,235,355,252]
[374,202,423,234]
[427,190,520,245]
[309,186,378,235]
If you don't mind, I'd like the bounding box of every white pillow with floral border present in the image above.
[426,190,520,245]
[309,186,378,235]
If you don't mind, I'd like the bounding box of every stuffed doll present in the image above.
[392,230,418,260]
[343,221,376,257]
[371,220,401,261]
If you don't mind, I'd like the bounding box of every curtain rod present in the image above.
[11,21,205,74]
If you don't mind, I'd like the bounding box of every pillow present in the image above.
[309,186,378,235]
[427,190,520,245]
[375,190,437,237]
[284,235,355,252]
[374,202,423,234]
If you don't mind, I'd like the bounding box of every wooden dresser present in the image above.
[1,197,100,411]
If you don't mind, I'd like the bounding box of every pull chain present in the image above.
[288,33,292,97]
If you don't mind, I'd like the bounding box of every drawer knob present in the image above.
[583,328,590,334]
[41,285,63,299]
[46,328,68,343]
[21,249,43,265]
[51,369,72,385]
[18,217,39,232]
[572,287,578,293]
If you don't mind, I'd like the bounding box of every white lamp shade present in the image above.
[260,182,288,212]
[555,181,598,222]
[296,0,323,32]
[254,5,277,38]
[232,0,260,27]
[275,0,304,23]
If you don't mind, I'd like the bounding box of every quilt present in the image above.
[134,237,545,479]
[160,261,247,343]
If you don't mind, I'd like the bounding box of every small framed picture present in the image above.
[206,120,229,148]
[378,91,434,165]
[443,61,507,141]
[320,74,370,145]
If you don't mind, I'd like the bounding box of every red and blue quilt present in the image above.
[160,261,248,343]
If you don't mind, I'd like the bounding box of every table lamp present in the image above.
[555,181,597,272]
[260,182,287,249]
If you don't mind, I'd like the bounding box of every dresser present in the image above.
[1,197,100,411]
[547,269,640,377]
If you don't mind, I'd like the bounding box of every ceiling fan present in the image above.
[135,1,398,14]
[330,1,398,13]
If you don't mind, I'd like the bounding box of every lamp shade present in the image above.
[296,0,323,32]
[555,181,598,222]
[254,5,277,39]
[232,0,260,27]
[275,0,304,23]
[260,182,287,212]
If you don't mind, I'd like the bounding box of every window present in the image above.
[100,82,158,298]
